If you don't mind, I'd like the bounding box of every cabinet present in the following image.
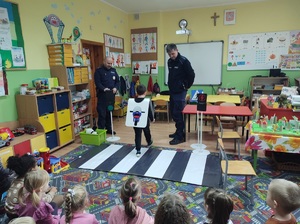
[49,65,92,136]
[16,91,74,151]
[0,133,46,167]
[250,77,289,107]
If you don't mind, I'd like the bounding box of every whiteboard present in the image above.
[164,41,223,85]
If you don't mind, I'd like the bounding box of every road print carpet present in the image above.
[1,143,300,224]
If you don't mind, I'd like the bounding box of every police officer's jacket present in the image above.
[167,53,195,94]
[94,66,120,96]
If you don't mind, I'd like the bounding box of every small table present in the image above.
[182,104,253,140]
[245,131,300,170]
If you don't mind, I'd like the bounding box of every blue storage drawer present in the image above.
[37,95,54,116]
[56,92,70,111]
[45,130,58,149]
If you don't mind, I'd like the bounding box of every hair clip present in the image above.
[68,189,75,197]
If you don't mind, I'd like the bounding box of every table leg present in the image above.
[188,114,191,133]
[184,114,187,142]
[252,150,258,171]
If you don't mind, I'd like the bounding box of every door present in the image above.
[81,40,105,124]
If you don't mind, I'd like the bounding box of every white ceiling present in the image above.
[101,0,265,14]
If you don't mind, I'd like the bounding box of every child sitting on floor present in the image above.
[154,193,191,224]
[5,154,64,220]
[15,169,59,224]
[203,187,233,224]
[108,176,154,224]
[60,185,99,224]
[265,179,300,224]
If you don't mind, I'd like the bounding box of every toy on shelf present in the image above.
[0,127,15,140]
[38,147,69,174]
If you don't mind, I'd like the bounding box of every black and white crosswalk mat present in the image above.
[70,144,221,187]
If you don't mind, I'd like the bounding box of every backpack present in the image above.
[153,82,160,94]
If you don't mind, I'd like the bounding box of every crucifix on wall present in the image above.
[211,12,220,26]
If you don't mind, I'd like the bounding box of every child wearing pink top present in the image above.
[60,185,99,224]
[14,169,59,224]
[108,177,154,224]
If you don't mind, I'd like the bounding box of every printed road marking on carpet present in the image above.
[70,144,221,187]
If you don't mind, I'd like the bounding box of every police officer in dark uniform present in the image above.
[166,44,195,145]
[94,56,120,134]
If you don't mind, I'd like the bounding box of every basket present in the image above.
[80,129,106,145]
[272,152,300,172]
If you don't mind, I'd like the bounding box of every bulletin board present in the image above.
[0,0,26,70]
[164,41,223,85]
[227,30,300,71]
[104,33,125,67]
[131,27,158,75]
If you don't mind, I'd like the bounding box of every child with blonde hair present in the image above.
[154,193,191,224]
[203,187,233,224]
[5,154,63,220]
[14,169,59,224]
[9,216,36,224]
[108,177,154,224]
[266,179,300,224]
[60,185,99,224]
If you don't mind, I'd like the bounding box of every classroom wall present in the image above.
[129,0,300,94]
[0,0,130,123]
[1,0,300,123]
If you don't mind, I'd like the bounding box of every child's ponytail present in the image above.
[120,177,141,219]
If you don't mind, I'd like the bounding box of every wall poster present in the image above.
[227,30,300,70]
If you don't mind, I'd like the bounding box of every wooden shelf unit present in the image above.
[15,90,74,152]
[49,65,92,135]
[250,76,289,107]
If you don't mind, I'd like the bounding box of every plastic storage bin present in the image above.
[80,129,106,145]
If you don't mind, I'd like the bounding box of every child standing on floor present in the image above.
[108,177,154,224]
[14,169,59,224]
[60,185,99,224]
[154,193,191,224]
[265,179,300,224]
[203,187,233,224]
[134,84,154,157]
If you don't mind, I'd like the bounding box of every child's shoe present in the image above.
[147,140,153,147]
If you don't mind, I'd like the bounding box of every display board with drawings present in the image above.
[227,30,300,70]
[0,0,26,70]
[164,41,223,85]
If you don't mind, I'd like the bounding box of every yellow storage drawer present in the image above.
[0,147,13,167]
[57,109,71,128]
[58,125,73,145]
[30,134,46,152]
[39,113,56,132]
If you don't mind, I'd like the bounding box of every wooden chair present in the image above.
[154,99,169,122]
[114,96,123,120]
[219,102,237,130]
[216,115,241,159]
[236,107,258,137]
[218,138,256,205]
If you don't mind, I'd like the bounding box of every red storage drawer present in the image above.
[13,140,31,156]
